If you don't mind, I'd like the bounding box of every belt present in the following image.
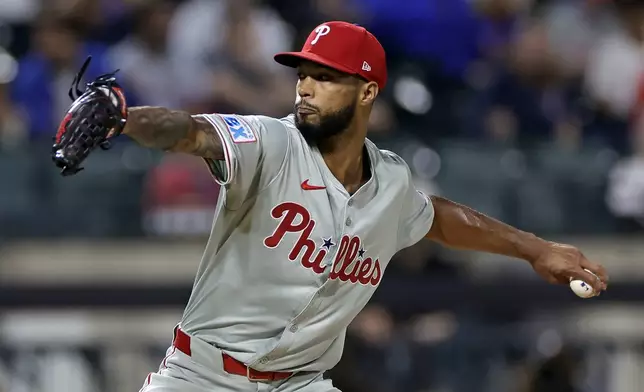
[172,327,293,382]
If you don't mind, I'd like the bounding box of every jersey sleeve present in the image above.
[195,113,289,202]
[396,166,435,251]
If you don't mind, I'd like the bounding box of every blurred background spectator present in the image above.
[107,0,178,108]
[167,0,295,113]
[0,0,643,391]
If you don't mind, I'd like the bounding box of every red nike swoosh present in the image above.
[301,179,326,190]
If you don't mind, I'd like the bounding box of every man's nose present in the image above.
[297,78,313,99]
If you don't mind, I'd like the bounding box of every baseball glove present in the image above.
[52,56,128,176]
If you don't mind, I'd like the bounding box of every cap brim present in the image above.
[274,51,356,76]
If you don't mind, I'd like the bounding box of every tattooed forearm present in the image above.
[123,106,224,159]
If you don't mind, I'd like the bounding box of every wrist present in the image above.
[514,231,550,265]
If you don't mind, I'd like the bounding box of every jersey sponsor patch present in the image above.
[221,115,257,143]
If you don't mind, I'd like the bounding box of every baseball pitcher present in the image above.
[52,21,608,392]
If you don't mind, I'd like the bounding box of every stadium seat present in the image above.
[434,141,524,225]
[0,148,41,238]
[530,144,619,234]
[48,144,151,237]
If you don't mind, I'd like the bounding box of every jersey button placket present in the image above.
[345,199,354,227]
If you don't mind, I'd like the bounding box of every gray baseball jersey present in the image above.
[179,113,434,373]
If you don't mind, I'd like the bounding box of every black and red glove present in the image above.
[52,56,128,176]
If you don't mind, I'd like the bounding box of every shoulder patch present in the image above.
[221,115,257,143]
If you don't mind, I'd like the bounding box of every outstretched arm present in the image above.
[122,106,224,159]
[425,195,609,293]
[426,196,546,261]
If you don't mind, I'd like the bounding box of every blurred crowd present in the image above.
[0,0,642,146]
[0,0,643,235]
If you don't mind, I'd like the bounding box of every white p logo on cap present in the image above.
[311,25,331,45]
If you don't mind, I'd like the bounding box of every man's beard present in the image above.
[294,101,356,146]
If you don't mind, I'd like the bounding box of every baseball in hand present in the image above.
[569,269,598,298]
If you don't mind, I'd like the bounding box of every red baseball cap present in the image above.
[274,21,387,90]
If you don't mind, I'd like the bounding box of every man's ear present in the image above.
[359,81,379,107]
